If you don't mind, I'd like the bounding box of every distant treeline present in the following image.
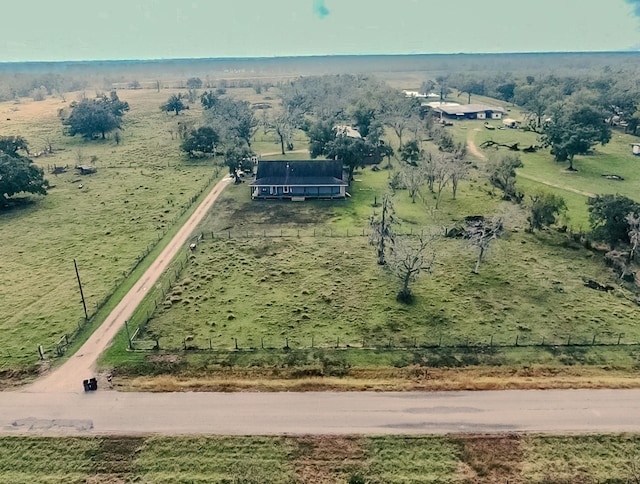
[1,52,640,102]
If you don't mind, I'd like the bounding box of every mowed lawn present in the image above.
[1,434,639,483]
[138,165,640,354]
[0,89,219,367]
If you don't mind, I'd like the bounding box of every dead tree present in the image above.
[466,216,504,274]
[627,212,640,262]
[369,194,397,265]
[388,234,437,303]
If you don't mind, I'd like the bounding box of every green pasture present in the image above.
[1,434,638,483]
[117,166,639,365]
[462,118,640,229]
[4,79,640,375]
[0,89,220,368]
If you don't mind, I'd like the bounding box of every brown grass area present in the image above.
[0,367,39,390]
[455,434,524,484]
[113,365,640,392]
[292,436,365,484]
[0,96,63,124]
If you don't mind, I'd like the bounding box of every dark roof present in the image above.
[251,160,347,186]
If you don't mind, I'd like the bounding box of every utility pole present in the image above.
[74,259,89,321]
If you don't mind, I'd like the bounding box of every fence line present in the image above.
[44,173,217,361]
[122,231,640,355]
[129,331,639,354]
[198,228,429,240]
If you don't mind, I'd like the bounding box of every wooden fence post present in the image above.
[125,320,132,350]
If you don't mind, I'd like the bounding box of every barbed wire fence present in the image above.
[128,329,638,354]
[44,173,217,361]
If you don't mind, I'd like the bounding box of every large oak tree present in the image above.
[63,91,129,140]
[541,102,611,171]
[0,137,48,206]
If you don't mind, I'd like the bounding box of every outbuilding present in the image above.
[431,103,506,120]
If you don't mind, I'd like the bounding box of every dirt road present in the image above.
[466,129,595,197]
[3,389,640,436]
[24,151,307,393]
[24,176,233,393]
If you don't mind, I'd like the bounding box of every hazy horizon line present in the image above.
[1,50,638,65]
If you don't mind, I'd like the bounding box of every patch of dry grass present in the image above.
[114,365,640,392]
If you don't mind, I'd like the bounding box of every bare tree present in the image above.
[433,153,452,209]
[449,157,470,200]
[75,148,86,166]
[627,212,640,262]
[388,234,437,303]
[382,95,418,150]
[400,165,426,203]
[424,151,437,193]
[369,194,397,265]
[467,216,504,274]
[449,143,469,200]
[271,109,296,155]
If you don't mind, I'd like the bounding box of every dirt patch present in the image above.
[91,437,144,476]
[455,434,524,484]
[0,367,39,391]
[292,436,365,484]
[147,354,181,364]
[467,129,488,161]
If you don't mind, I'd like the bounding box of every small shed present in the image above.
[502,118,518,129]
[76,165,97,175]
[631,143,640,156]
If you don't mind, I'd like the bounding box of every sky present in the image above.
[2,0,640,62]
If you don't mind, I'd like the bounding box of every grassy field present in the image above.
[5,77,640,384]
[461,109,640,230]
[68,85,637,390]
[0,434,638,483]
[0,89,233,369]
[113,163,639,362]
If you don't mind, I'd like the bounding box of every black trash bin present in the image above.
[83,379,90,392]
[89,377,98,391]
